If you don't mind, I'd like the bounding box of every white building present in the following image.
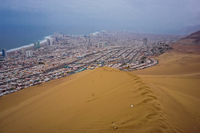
[26,50,33,57]
[21,47,25,54]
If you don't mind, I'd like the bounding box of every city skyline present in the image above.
[1,0,200,51]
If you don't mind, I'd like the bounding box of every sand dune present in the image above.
[0,67,172,133]
[134,52,200,75]
[133,52,200,133]
[0,52,200,133]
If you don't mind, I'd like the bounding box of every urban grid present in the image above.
[0,31,183,97]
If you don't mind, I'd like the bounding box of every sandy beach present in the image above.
[0,51,200,133]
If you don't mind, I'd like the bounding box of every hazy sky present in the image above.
[0,0,200,33]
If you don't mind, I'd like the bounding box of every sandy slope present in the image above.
[134,52,200,75]
[0,67,172,133]
[0,52,200,133]
[133,52,200,133]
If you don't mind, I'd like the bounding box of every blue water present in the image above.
[0,25,96,51]
[0,25,49,50]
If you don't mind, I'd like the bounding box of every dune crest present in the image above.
[133,51,200,133]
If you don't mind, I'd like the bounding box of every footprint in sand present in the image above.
[133,77,140,80]
[146,112,160,119]
[142,98,155,103]
[135,80,143,84]
[138,86,150,90]
[147,95,157,100]
[160,125,168,129]
[153,105,161,111]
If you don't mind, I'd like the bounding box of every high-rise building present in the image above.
[143,38,147,46]
[34,42,40,49]
[34,43,37,49]
[50,39,53,45]
[47,39,50,45]
[21,47,25,54]
[103,43,106,48]
[87,37,92,46]
[55,37,58,42]
[2,49,7,58]
[26,50,33,58]
[37,42,40,48]
[98,43,102,48]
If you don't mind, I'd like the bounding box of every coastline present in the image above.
[3,35,53,53]
[1,31,93,53]
[0,30,104,53]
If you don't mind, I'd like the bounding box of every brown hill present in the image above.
[179,30,200,45]
[172,30,200,53]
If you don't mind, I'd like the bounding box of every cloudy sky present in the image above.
[0,0,200,34]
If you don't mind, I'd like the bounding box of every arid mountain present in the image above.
[178,30,200,45]
[172,30,200,53]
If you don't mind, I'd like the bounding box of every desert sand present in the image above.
[0,52,200,133]
[133,52,200,133]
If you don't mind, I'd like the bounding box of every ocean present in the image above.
[0,25,96,51]
[0,25,51,51]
